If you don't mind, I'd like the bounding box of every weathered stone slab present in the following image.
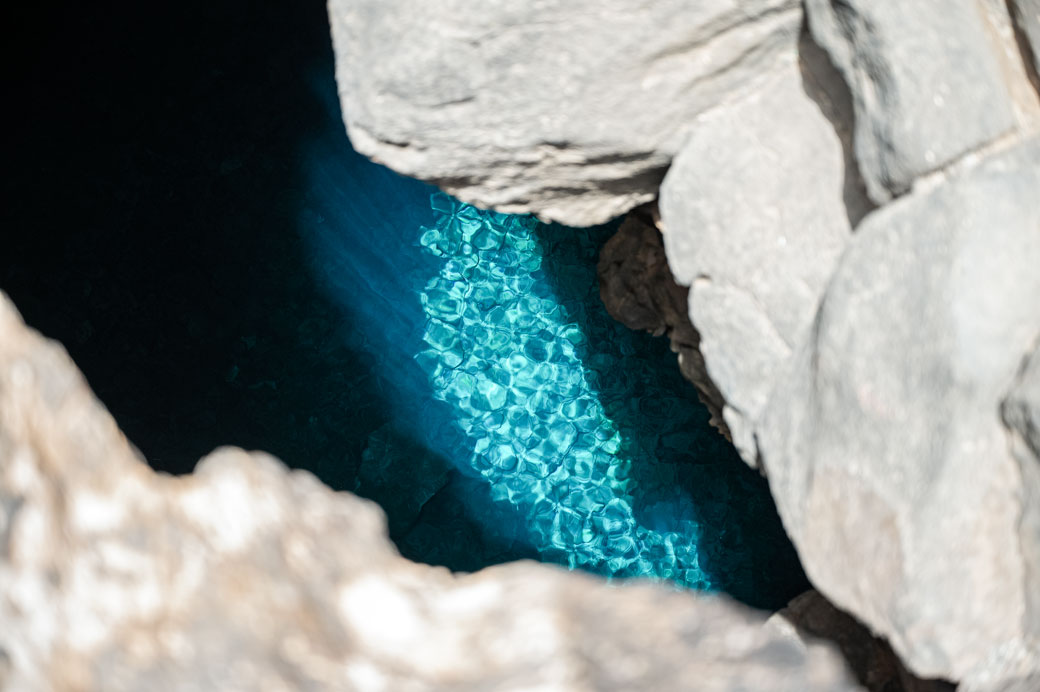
[327,0,803,226]
[805,0,1016,202]
[0,291,857,691]
[758,138,1040,684]
[658,55,853,463]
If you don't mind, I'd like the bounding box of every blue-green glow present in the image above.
[299,116,805,605]
[413,193,775,588]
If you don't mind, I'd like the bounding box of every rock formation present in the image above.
[330,0,1040,687]
[758,138,1040,684]
[658,30,857,462]
[0,292,856,690]
[804,0,1016,203]
[596,208,729,437]
[327,0,805,226]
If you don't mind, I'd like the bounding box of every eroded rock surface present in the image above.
[597,209,729,437]
[805,0,1016,202]
[0,291,857,691]
[758,138,1040,684]
[327,0,804,226]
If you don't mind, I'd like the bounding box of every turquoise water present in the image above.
[6,0,804,608]
[300,119,806,604]
[413,194,798,590]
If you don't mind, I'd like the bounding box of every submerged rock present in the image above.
[597,209,729,438]
[0,291,856,690]
[327,0,803,226]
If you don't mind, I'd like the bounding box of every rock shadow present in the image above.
[797,21,877,229]
[533,220,809,609]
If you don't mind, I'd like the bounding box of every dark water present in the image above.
[5,0,807,608]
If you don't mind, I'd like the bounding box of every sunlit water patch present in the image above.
[411,193,804,600]
[298,76,804,605]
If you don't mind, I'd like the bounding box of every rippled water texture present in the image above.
[407,193,803,599]
[6,0,805,610]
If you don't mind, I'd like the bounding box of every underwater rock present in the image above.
[804,0,1016,203]
[0,291,857,690]
[327,0,803,226]
[597,209,729,438]
[658,54,853,464]
[757,138,1040,685]
[355,424,453,538]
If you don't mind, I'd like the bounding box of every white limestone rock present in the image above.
[327,0,803,226]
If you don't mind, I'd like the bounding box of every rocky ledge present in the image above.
[330,0,1040,688]
[0,293,856,689]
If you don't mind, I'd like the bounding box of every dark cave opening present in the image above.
[4,0,808,609]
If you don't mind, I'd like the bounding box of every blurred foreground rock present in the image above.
[0,292,856,690]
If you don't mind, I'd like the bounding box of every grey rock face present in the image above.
[327,0,803,226]
[0,291,858,691]
[805,0,1016,203]
[597,209,729,437]
[757,139,1040,682]
[658,53,853,463]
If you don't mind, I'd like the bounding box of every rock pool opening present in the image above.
[6,0,808,609]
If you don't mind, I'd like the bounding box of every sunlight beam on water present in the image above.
[300,76,806,605]
[416,193,709,584]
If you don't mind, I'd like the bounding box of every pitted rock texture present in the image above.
[327,0,803,226]
[658,51,853,463]
[0,292,857,691]
[805,0,1016,203]
[597,209,729,438]
[758,138,1040,684]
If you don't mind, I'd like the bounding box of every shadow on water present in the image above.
[5,0,534,572]
[3,0,398,488]
[295,55,541,572]
[533,222,809,608]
